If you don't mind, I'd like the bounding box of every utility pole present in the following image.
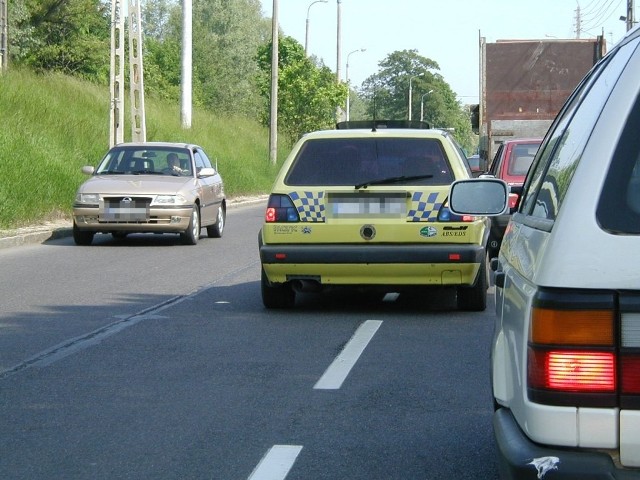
[109,0,147,147]
[627,0,635,31]
[181,0,192,129]
[129,0,146,142]
[109,0,125,147]
[269,0,279,165]
[0,0,7,73]
[335,0,344,122]
[336,0,342,83]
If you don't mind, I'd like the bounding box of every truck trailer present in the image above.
[476,36,606,165]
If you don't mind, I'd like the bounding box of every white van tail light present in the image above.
[529,350,615,392]
[528,291,640,407]
[527,290,618,407]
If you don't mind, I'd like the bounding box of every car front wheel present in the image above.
[261,267,295,309]
[181,206,200,245]
[73,223,94,246]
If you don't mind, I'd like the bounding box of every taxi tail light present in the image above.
[265,194,300,223]
[437,203,475,222]
[527,304,618,406]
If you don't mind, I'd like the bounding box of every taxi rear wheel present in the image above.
[457,254,488,311]
[261,268,295,309]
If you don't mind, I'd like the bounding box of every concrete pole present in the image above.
[336,0,342,82]
[180,0,192,129]
[128,0,146,142]
[109,0,125,147]
[0,0,7,73]
[269,0,279,165]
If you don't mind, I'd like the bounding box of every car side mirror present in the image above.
[448,179,509,215]
[81,166,95,175]
[198,167,216,177]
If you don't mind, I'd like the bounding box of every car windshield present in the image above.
[95,146,193,176]
[284,137,454,187]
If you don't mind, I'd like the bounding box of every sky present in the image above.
[259,0,636,105]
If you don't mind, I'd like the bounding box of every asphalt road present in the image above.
[0,204,500,479]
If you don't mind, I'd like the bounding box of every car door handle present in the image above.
[494,271,505,288]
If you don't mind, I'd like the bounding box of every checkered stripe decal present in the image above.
[407,191,445,222]
[289,191,325,222]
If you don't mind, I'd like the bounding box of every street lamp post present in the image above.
[305,0,328,56]
[408,74,423,121]
[346,48,365,121]
[420,89,433,123]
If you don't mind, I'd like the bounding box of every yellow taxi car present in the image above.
[258,121,491,310]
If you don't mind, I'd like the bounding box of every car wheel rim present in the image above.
[218,208,224,233]
[192,209,199,239]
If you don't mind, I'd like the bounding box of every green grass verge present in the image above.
[0,68,289,229]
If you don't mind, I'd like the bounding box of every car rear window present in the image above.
[508,144,539,176]
[284,137,454,186]
[597,88,640,234]
[520,38,637,223]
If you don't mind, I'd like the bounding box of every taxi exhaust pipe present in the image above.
[291,279,322,293]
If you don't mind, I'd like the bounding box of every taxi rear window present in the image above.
[284,138,453,186]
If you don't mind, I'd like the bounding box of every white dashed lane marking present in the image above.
[248,445,303,480]
[313,319,383,390]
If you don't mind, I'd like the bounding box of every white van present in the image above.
[449,25,640,479]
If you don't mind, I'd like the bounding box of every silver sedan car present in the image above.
[72,142,226,246]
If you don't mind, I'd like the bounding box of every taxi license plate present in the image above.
[328,192,406,218]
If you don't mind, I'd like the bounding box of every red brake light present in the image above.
[508,193,519,209]
[265,207,276,222]
[529,350,615,392]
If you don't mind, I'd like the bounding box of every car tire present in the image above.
[261,267,295,309]
[73,223,94,246]
[181,205,200,245]
[206,204,226,238]
[457,253,488,311]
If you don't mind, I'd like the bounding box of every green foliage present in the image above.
[0,68,288,229]
[16,0,111,82]
[360,49,476,153]
[256,36,348,142]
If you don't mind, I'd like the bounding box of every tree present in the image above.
[256,35,347,143]
[15,0,111,82]
[360,49,475,153]
[190,0,268,116]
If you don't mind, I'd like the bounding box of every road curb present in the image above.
[0,195,267,250]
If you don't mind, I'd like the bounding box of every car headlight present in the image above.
[153,194,187,205]
[75,193,100,204]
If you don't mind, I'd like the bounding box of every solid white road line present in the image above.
[248,445,303,480]
[314,319,383,390]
